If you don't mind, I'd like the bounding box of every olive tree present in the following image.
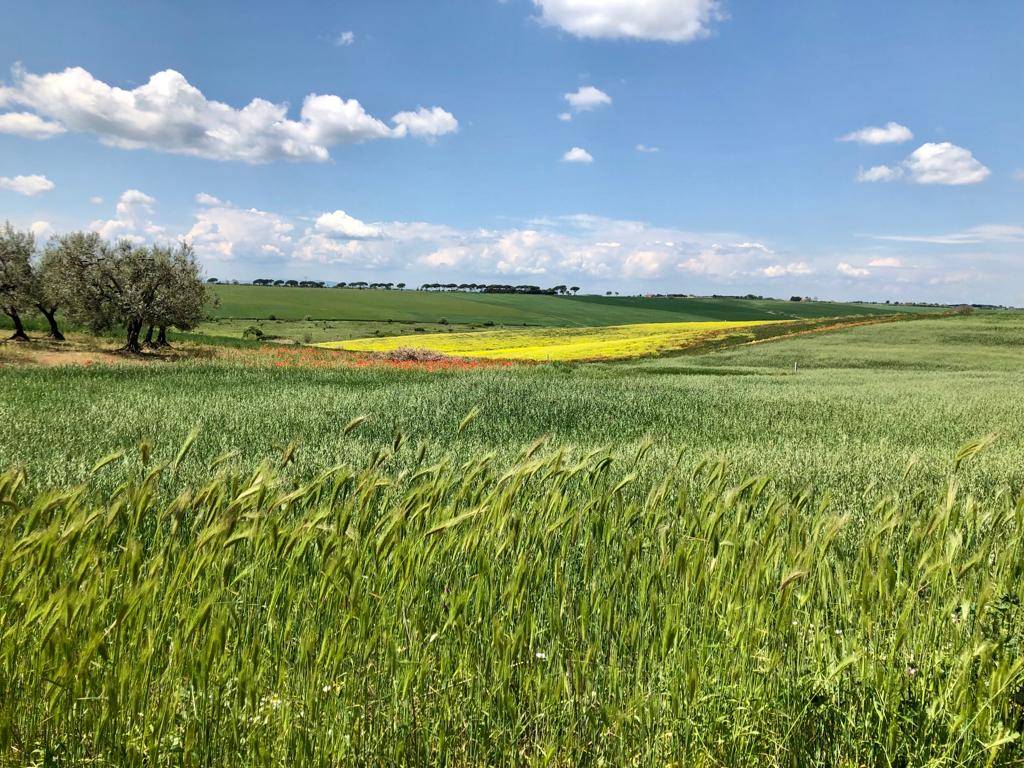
[143,242,212,347]
[44,237,161,352]
[32,233,102,341]
[0,223,35,341]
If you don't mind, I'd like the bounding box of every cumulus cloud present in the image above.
[0,111,65,138]
[391,106,459,140]
[562,146,594,163]
[0,174,55,196]
[90,189,162,242]
[189,203,794,285]
[760,262,813,277]
[186,199,294,261]
[315,210,382,239]
[902,142,990,185]
[195,192,222,206]
[30,221,53,239]
[856,143,990,186]
[837,262,870,278]
[89,195,104,205]
[42,194,1022,301]
[564,86,611,114]
[857,164,900,183]
[336,31,355,46]
[557,112,572,122]
[532,0,725,42]
[0,65,457,163]
[839,122,913,145]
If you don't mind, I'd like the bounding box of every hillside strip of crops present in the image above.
[567,293,939,320]
[209,285,920,326]
[321,314,919,362]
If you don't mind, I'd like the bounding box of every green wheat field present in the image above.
[1,303,1023,766]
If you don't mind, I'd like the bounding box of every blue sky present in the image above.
[1,0,1021,303]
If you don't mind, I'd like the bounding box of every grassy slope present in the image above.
[567,293,938,319]
[1,313,1021,504]
[210,284,925,325]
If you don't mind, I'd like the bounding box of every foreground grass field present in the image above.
[1,312,1022,764]
[3,433,1022,766]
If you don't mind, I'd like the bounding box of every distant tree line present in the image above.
[0,223,211,352]
[336,282,406,290]
[237,279,409,290]
[419,283,580,295]
[208,279,584,295]
[251,279,328,288]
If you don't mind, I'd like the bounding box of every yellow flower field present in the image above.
[318,320,791,361]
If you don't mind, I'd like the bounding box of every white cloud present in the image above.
[0,111,65,139]
[532,0,725,42]
[621,249,674,278]
[186,199,294,261]
[0,174,55,196]
[839,122,913,145]
[857,164,900,183]
[420,245,473,268]
[391,106,459,140]
[902,142,990,185]
[61,196,1018,301]
[90,189,161,242]
[283,210,793,284]
[293,234,383,266]
[564,86,611,112]
[30,221,53,239]
[558,112,572,122]
[195,192,222,206]
[734,242,773,253]
[117,189,156,215]
[855,143,990,186]
[760,262,813,277]
[872,224,1024,245]
[867,257,903,268]
[837,262,870,278]
[676,242,783,278]
[562,146,594,163]
[315,210,382,239]
[336,31,355,46]
[636,144,660,153]
[0,65,456,163]
[89,195,103,205]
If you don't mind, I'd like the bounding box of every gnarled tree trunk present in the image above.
[144,324,156,348]
[157,325,170,347]
[120,319,143,354]
[4,310,29,342]
[36,304,64,341]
